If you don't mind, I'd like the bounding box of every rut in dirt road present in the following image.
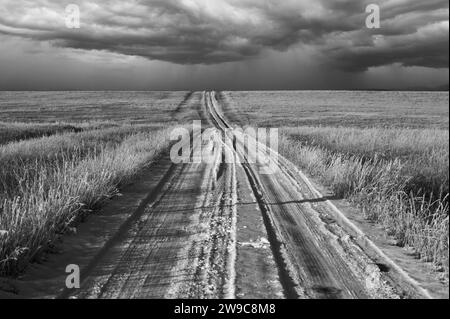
[64,125,238,298]
[204,90,423,299]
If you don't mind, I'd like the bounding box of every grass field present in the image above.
[0,125,174,275]
[0,91,190,124]
[0,91,196,275]
[222,91,449,276]
[221,91,449,129]
[0,121,123,145]
[279,128,449,274]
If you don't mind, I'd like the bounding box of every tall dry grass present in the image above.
[280,127,449,275]
[0,126,172,275]
[0,121,121,145]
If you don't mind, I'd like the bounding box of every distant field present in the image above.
[220,91,449,129]
[4,90,447,129]
[0,91,191,124]
[0,91,201,145]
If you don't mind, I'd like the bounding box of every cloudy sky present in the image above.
[0,0,448,90]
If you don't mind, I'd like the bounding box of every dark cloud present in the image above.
[0,0,448,71]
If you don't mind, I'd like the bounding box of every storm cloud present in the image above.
[0,0,448,72]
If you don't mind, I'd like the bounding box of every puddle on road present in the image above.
[239,237,271,249]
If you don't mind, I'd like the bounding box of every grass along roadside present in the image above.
[0,124,165,196]
[0,126,173,276]
[279,127,449,277]
[0,121,122,145]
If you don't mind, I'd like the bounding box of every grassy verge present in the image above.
[0,125,173,275]
[279,127,449,276]
[0,121,121,145]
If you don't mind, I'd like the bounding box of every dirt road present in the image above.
[13,91,435,299]
[205,92,395,299]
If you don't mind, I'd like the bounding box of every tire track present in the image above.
[65,105,238,298]
[204,91,301,298]
[205,91,408,299]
